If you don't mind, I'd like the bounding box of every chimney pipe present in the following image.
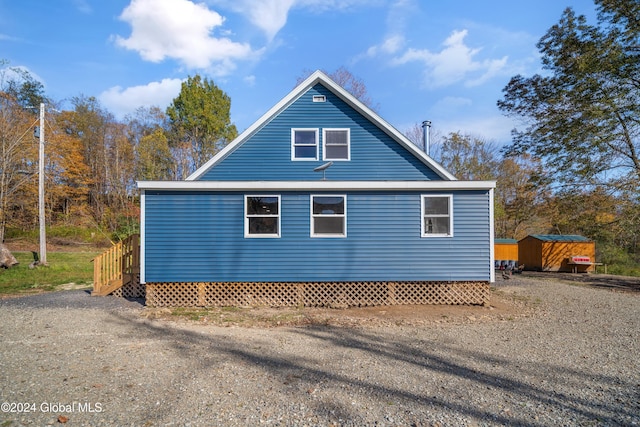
[421,120,431,155]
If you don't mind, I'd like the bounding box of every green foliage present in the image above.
[0,251,97,295]
[1,59,48,108]
[137,128,174,180]
[597,241,640,276]
[112,215,140,242]
[166,75,238,178]
[498,0,640,188]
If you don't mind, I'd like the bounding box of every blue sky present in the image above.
[1,0,597,145]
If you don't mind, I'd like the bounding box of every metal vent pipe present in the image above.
[421,120,432,155]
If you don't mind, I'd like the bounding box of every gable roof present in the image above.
[187,70,456,181]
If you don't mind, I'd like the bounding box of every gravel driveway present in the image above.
[1,276,638,426]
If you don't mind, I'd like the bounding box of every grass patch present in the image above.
[0,251,98,295]
[171,307,210,322]
[605,264,640,277]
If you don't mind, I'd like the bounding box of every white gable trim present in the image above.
[138,180,495,191]
[186,70,456,181]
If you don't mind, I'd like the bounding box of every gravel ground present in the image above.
[0,275,638,426]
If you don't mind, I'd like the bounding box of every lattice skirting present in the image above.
[112,274,145,299]
[145,281,490,308]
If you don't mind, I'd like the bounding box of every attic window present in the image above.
[292,129,318,160]
[323,128,350,161]
[312,95,326,102]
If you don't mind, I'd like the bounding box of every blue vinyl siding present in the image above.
[199,85,442,181]
[143,190,491,283]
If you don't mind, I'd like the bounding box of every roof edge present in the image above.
[138,180,496,191]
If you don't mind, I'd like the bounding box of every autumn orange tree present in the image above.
[0,63,45,241]
[60,96,138,233]
[46,111,92,225]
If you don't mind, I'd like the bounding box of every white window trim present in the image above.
[245,194,281,238]
[310,194,347,238]
[421,194,453,238]
[322,128,350,161]
[291,128,319,161]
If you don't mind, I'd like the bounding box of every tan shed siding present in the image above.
[518,236,595,272]
[518,237,543,271]
[494,243,518,261]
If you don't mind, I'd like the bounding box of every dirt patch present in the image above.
[143,286,536,328]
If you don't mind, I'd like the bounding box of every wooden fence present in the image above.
[92,234,143,297]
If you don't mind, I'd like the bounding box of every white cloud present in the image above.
[236,0,296,41]
[99,78,184,118]
[221,0,381,41]
[113,0,257,74]
[357,0,412,61]
[365,34,405,57]
[392,29,508,88]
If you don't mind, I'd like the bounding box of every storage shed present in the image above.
[494,238,518,270]
[518,235,595,272]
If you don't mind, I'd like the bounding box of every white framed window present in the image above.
[245,195,280,238]
[323,128,350,161]
[421,194,453,237]
[291,128,318,160]
[311,195,346,237]
[312,95,326,102]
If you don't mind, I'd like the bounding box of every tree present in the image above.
[46,113,92,224]
[62,96,137,230]
[1,60,48,109]
[0,64,41,241]
[296,67,379,111]
[495,154,549,239]
[497,0,640,189]
[166,75,237,179]
[432,132,499,180]
[125,106,175,181]
[137,128,174,181]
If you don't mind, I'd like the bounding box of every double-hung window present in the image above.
[245,195,280,238]
[311,195,346,237]
[292,128,318,160]
[323,128,350,160]
[421,195,453,237]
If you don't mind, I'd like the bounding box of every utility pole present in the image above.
[38,102,47,265]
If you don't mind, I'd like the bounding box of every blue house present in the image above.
[138,71,496,307]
